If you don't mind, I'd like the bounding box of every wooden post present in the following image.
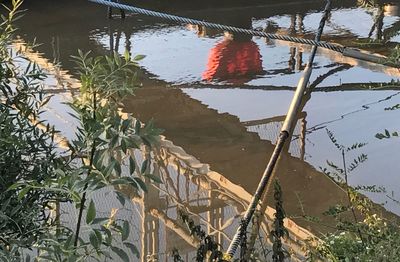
[107,6,112,19]
[118,0,125,19]
[107,1,125,19]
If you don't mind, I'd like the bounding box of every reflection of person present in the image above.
[202,32,263,84]
[189,16,263,84]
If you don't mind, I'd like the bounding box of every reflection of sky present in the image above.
[12,54,78,140]
[93,27,395,86]
[93,27,214,84]
[306,8,374,37]
[253,7,400,38]
[91,6,400,86]
[183,88,400,214]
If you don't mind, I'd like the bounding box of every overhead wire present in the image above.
[89,0,397,67]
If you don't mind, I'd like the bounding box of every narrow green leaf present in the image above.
[133,177,147,192]
[102,226,112,246]
[64,235,74,249]
[111,179,127,186]
[124,242,140,258]
[7,183,22,191]
[134,54,146,61]
[129,156,136,174]
[114,161,122,177]
[18,187,30,200]
[104,160,116,177]
[92,217,109,225]
[144,174,162,184]
[141,159,148,174]
[110,135,119,149]
[111,247,130,262]
[121,138,127,154]
[86,200,96,224]
[124,50,130,61]
[121,221,130,241]
[89,232,99,249]
[134,120,141,134]
[94,229,103,246]
[115,191,126,206]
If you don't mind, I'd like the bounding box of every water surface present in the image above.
[15,0,400,259]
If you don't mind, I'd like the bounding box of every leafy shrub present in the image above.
[0,1,162,260]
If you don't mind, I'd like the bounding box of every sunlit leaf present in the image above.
[124,50,130,61]
[17,187,30,200]
[134,54,146,61]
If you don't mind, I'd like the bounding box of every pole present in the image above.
[224,0,332,259]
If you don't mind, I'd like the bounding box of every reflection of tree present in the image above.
[107,0,125,19]
[289,47,303,71]
[357,0,380,8]
[368,7,384,41]
[108,22,133,56]
[359,1,400,43]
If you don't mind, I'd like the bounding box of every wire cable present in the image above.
[89,0,344,53]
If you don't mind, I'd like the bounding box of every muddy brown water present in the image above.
[14,0,400,260]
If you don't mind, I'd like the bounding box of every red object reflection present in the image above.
[202,38,263,84]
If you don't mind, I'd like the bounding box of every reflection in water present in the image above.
[117,137,313,260]
[90,2,400,85]
[13,0,400,259]
[109,24,133,57]
[16,40,314,260]
[289,47,303,71]
[188,17,264,84]
[202,34,263,84]
[368,6,385,40]
[357,1,400,41]
[384,3,399,17]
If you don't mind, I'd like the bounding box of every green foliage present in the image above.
[385,104,400,111]
[386,45,400,66]
[23,51,161,260]
[0,1,163,260]
[178,210,224,262]
[357,0,380,8]
[0,0,60,253]
[306,214,400,261]
[321,129,368,184]
[306,129,400,261]
[375,129,399,139]
[375,99,400,139]
[271,180,288,262]
[172,182,289,262]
